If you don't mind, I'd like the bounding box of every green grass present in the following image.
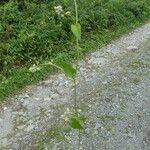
[0,19,149,102]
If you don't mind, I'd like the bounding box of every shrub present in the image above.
[0,0,150,75]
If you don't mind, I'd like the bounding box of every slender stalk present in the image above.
[78,130,81,150]
[74,0,80,68]
[73,1,82,150]
[76,39,80,70]
[73,77,78,115]
[74,0,78,24]
[73,0,80,114]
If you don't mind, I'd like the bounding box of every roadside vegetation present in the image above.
[0,0,150,101]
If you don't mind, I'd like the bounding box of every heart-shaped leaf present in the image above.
[57,61,77,78]
[69,118,83,129]
[71,23,81,40]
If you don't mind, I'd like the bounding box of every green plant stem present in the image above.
[73,77,78,115]
[73,2,82,150]
[73,0,79,115]
[74,0,78,24]
[75,43,79,72]
[78,130,81,150]
[74,0,80,67]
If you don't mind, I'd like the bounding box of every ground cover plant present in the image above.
[0,0,150,101]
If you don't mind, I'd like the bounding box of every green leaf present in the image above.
[69,118,83,129]
[71,23,81,40]
[57,61,77,78]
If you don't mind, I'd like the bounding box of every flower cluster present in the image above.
[54,5,63,15]
[60,108,82,122]
[54,5,71,17]
[60,108,72,121]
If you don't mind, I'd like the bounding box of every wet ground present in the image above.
[0,23,150,150]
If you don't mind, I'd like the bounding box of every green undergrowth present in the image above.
[0,0,150,101]
[0,20,149,102]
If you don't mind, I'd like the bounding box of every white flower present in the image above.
[60,114,69,121]
[29,64,40,72]
[66,108,70,112]
[60,108,72,122]
[64,116,69,121]
[54,5,63,15]
[60,114,65,119]
[77,109,82,113]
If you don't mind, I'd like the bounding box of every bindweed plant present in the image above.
[28,0,85,149]
[45,0,84,149]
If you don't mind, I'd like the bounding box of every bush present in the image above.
[0,0,150,74]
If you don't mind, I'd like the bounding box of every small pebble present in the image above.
[127,46,138,51]
[4,107,7,111]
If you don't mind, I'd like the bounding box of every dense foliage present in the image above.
[0,0,150,74]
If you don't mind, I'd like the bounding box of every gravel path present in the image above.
[0,23,150,150]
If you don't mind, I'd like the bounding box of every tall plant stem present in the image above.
[74,0,80,67]
[73,1,81,150]
[78,130,81,150]
[76,39,80,70]
[73,0,80,115]
[73,77,78,115]
[74,0,78,24]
